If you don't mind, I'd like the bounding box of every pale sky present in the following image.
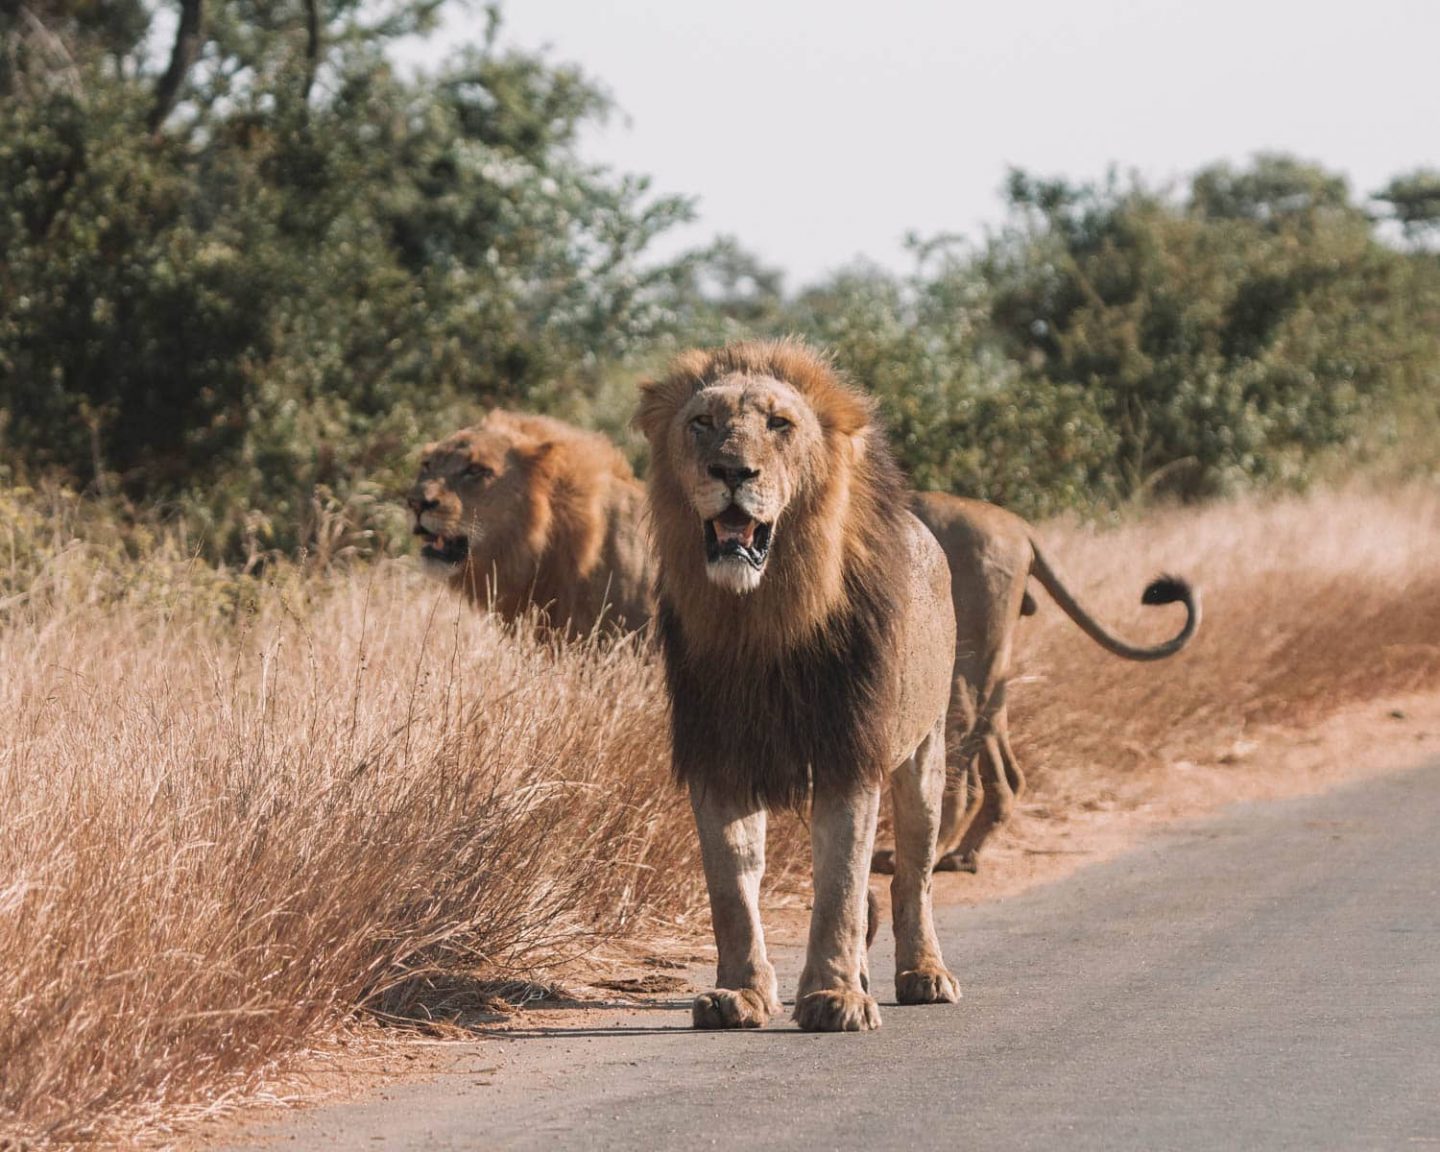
[412,0,1439,286]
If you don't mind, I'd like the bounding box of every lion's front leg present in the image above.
[891,722,961,1005]
[795,783,883,1032]
[689,786,779,1029]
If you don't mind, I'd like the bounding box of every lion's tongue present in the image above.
[714,510,756,548]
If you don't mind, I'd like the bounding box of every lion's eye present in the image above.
[689,415,713,433]
[463,463,493,480]
[767,414,792,432]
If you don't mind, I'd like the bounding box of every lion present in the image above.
[407,409,654,638]
[871,492,1201,873]
[636,339,958,1033]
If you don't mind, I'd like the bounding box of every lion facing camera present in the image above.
[635,339,958,1032]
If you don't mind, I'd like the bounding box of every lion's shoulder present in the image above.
[900,509,952,596]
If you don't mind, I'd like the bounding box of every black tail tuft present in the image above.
[1141,575,1190,606]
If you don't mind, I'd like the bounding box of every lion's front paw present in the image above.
[692,988,774,1029]
[895,966,961,1005]
[794,989,881,1032]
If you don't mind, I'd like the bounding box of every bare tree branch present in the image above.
[148,0,203,134]
[301,0,320,108]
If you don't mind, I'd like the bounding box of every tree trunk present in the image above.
[301,0,320,107]
[148,0,203,133]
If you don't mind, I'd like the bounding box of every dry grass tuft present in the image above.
[1,484,1438,1146]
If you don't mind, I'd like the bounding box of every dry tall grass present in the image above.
[2,484,1439,1147]
[0,539,701,1145]
[1011,485,1440,810]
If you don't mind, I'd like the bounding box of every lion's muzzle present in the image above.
[414,520,471,567]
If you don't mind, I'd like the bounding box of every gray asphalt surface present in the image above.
[225,762,1440,1151]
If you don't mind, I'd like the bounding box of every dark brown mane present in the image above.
[642,340,912,809]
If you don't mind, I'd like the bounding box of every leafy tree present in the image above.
[977,158,1432,499]
[2,6,1437,550]
[1374,169,1440,244]
[786,251,1117,517]
[0,1,693,553]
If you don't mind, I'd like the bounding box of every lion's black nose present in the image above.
[708,464,759,488]
[408,495,438,514]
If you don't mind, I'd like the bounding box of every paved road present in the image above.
[226,763,1440,1151]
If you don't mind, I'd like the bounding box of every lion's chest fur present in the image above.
[658,514,953,809]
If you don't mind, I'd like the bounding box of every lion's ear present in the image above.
[636,349,713,442]
[514,438,559,481]
[820,387,875,440]
[633,379,678,443]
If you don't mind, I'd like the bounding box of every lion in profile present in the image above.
[637,339,958,1033]
[407,409,654,638]
[871,493,1200,873]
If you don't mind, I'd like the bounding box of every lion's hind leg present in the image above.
[890,721,961,1006]
[872,759,979,876]
[997,703,1024,802]
[926,672,985,873]
[931,752,982,873]
[876,681,982,876]
[946,733,1011,866]
[689,788,780,1029]
[949,695,1023,867]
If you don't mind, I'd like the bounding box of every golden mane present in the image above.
[637,339,912,808]
[414,409,652,637]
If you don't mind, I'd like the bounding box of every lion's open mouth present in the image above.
[704,506,773,570]
[414,524,470,566]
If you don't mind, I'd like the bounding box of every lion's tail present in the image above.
[1029,541,1200,662]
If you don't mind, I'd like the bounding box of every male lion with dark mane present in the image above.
[407,409,653,638]
[637,338,958,1032]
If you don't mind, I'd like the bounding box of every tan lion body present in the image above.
[638,339,959,1033]
[892,491,1201,872]
[407,410,654,638]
